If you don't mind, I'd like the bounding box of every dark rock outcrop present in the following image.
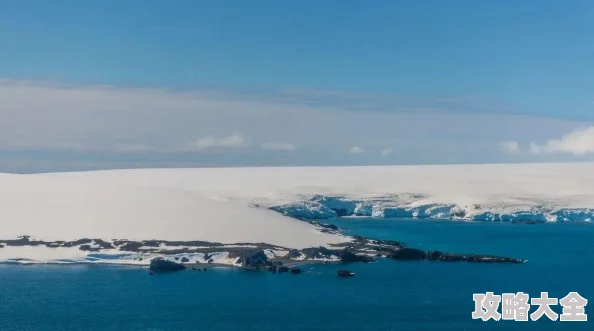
[0,229,525,271]
[301,246,334,259]
[399,249,524,264]
[290,267,302,274]
[451,210,466,218]
[241,250,270,268]
[78,244,101,252]
[426,250,444,260]
[286,249,302,259]
[464,254,524,263]
[149,258,186,272]
[315,222,340,231]
[389,248,427,260]
[339,250,374,263]
[229,250,274,269]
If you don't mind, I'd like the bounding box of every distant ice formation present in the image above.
[270,196,594,223]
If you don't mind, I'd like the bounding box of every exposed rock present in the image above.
[93,239,115,249]
[3,236,45,246]
[240,250,270,269]
[339,249,374,263]
[78,244,102,252]
[389,248,427,260]
[60,239,93,247]
[435,253,466,262]
[301,246,334,259]
[465,254,524,263]
[451,210,466,218]
[337,270,356,278]
[412,250,524,264]
[118,242,143,252]
[426,250,444,260]
[0,229,525,269]
[149,258,186,272]
[286,249,302,259]
[310,221,340,231]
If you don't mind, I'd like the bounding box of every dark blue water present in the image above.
[1,219,592,331]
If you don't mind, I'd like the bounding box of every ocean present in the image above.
[1,218,592,331]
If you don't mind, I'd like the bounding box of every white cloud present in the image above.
[349,146,364,154]
[530,126,594,155]
[381,148,393,156]
[260,142,297,151]
[529,142,542,155]
[188,133,247,151]
[115,143,151,153]
[499,141,520,154]
[0,78,588,168]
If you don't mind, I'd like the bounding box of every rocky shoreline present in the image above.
[0,210,526,274]
[0,231,525,272]
[0,227,526,271]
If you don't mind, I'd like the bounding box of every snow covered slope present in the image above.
[0,170,349,248]
[1,163,594,264]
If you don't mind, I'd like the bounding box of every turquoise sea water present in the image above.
[1,218,592,331]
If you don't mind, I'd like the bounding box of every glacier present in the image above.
[269,197,594,223]
[1,163,593,265]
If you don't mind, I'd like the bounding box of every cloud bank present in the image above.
[260,142,297,151]
[530,127,594,155]
[188,134,247,151]
[0,78,590,171]
[381,148,393,156]
[499,141,520,154]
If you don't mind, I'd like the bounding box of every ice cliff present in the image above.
[269,195,594,223]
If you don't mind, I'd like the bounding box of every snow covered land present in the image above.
[1,162,593,265]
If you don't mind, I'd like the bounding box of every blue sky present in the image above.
[1,0,594,172]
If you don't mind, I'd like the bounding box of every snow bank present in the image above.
[1,162,594,256]
[0,170,349,249]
